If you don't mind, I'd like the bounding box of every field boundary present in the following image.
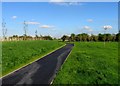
[0,44,66,79]
[50,44,74,84]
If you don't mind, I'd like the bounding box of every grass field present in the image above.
[0,42,2,77]
[2,40,64,77]
[53,42,118,84]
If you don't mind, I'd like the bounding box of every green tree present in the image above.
[116,33,120,41]
[111,34,116,41]
[106,34,112,42]
[92,35,98,42]
[98,34,106,41]
[70,33,75,42]
[43,36,53,40]
[61,35,68,42]
[81,33,88,41]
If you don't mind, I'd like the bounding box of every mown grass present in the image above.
[0,42,2,77]
[2,40,64,77]
[53,42,118,84]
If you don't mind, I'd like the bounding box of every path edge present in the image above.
[0,43,66,79]
[50,43,74,85]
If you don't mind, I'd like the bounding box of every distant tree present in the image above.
[111,34,116,41]
[53,38,57,40]
[75,36,80,41]
[93,35,98,41]
[91,35,98,42]
[116,33,120,41]
[103,34,106,42]
[70,33,75,41]
[81,33,88,41]
[98,34,102,41]
[98,34,105,41]
[26,35,33,40]
[14,35,18,40]
[91,34,94,41]
[106,34,112,42]
[61,35,68,42]
[19,36,24,40]
[77,34,82,41]
[47,36,53,40]
[87,35,91,42]
[68,36,72,42]
[43,36,53,40]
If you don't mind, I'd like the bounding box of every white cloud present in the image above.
[83,26,93,32]
[50,0,64,2]
[25,21,40,25]
[68,2,83,5]
[87,19,93,22]
[50,2,83,6]
[103,25,112,30]
[83,26,90,29]
[12,16,17,19]
[39,25,55,29]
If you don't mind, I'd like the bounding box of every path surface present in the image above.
[2,43,74,85]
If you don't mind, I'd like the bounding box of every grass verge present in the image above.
[53,42,118,84]
[1,40,65,78]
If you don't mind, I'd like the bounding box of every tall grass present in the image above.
[2,40,64,77]
[0,42,2,77]
[53,42,118,84]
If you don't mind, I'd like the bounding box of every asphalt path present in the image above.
[2,43,74,85]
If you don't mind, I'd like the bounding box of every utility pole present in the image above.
[2,19,7,41]
[23,21,28,40]
[35,30,37,37]
[35,30,38,40]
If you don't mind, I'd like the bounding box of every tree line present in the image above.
[7,35,53,41]
[4,33,120,42]
[61,33,120,42]
[2,19,119,42]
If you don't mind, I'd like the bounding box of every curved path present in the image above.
[2,43,74,85]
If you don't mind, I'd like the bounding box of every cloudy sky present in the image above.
[2,2,118,38]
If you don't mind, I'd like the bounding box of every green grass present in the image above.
[2,40,64,77]
[0,42,2,77]
[53,42,118,84]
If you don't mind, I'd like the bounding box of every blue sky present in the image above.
[2,0,120,2]
[2,2,118,38]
